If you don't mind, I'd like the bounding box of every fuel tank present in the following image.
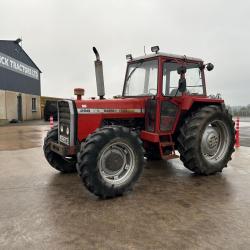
[75,98,147,142]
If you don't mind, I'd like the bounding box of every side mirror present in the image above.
[178,77,186,93]
[177,65,187,75]
[206,63,214,71]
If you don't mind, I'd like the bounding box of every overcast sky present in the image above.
[1,0,250,105]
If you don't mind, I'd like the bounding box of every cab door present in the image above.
[159,100,179,133]
[158,60,180,134]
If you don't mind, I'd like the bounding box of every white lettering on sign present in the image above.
[0,52,39,80]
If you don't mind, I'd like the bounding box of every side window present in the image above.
[145,66,158,95]
[162,62,179,96]
[185,67,203,95]
[162,62,204,96]
[32,98,37,112]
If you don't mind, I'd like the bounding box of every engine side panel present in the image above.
[75,98,146,142]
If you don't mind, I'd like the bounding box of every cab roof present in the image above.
[130,52,203,63]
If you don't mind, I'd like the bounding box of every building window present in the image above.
[32,98,37,112]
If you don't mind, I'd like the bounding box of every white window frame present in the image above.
[32,98,37,112]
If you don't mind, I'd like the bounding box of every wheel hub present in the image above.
[201,120,230,163]
[98,141,135,185]
[102,147,126,174]
[202,127,219,156]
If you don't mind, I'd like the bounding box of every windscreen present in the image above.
[123,60,158,96]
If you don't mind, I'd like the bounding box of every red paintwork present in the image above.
[75,98,147,141]
[74,54,224,151]
[140,130,159,142]
[176,95,223,110]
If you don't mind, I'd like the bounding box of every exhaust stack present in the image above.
[93,47,105,99]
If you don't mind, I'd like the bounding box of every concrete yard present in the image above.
[0,121,250,249]
[238,117,250,147]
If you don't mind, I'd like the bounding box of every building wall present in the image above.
[23,93,41,120]
[0,41,41,96]
[0,90,6,120]
[0,67,41,95]
[5,91,18,120]
[0,90,41,121]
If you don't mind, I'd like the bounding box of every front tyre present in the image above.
[177,105,235,175]
[43,126,77,173]
[77,126,144,198]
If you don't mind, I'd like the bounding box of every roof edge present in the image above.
[0,39,42,73]
[130,52,203,62]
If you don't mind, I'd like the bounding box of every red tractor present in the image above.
[43,46,235,198]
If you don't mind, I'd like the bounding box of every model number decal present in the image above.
[77,108,145,114]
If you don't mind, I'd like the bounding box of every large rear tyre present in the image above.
[145,143,162,161]
[77,126,144,198]
[177,105,235,175]
[43,126,77,173]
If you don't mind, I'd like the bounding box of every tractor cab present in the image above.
[118,47,212,137]
[123,46,213,99]
[121,46,215,137]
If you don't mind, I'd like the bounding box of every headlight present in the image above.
[60,125,63,133]
[66,127,69,135]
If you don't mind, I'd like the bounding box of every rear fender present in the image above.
[180,97,224,111]
[173,99,224,140]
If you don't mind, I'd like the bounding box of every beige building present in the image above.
[0,90,41,124]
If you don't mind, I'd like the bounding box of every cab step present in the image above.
[159,134,178,160]
[162,154,179,160]
[160,141,175,147]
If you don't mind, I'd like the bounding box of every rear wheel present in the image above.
[43,126,77,173]
[145,143,162,161]
[77,126,144,198]
[177,105,235,175]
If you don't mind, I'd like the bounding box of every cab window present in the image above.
[162,62,204,96]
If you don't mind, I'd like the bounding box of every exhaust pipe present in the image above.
[93,47,105,99]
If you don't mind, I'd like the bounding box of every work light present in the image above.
[126,54,132,60]
[151,46,160,53]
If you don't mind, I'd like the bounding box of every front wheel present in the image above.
[177,105,235,175]
[43,126,77,173]
[77,126,144,198]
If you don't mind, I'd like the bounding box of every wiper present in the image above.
[126,61,144,82]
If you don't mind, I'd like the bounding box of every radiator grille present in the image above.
[58,101,72,146]
[58,101,70,124]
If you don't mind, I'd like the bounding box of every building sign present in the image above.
[0,52,39,80]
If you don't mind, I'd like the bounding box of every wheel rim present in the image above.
[201,120,230,163]
[98,141,135,185]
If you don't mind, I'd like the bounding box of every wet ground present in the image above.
[0,121,250,249]
[237,117,250,147]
